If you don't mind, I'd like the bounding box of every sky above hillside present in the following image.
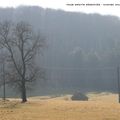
[0,0,120,17]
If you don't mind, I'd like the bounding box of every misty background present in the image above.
[0,6,120,97]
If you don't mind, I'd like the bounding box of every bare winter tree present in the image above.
[0,21,45,102]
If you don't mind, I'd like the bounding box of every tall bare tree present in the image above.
[0,21,45,102]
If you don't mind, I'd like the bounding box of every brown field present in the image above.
[0,92,120,120]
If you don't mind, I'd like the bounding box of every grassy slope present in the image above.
[0,93,120,120]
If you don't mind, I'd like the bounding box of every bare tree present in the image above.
[0,21,45,102]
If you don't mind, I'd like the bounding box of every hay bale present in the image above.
[71,91,88,101]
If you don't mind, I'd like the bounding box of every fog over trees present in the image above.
[0,6,120,96]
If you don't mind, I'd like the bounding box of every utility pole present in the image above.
[0,50,7,101]
[2,61,6,101]
[117,66,120,103]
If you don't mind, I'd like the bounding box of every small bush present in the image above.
[71,91,88,101]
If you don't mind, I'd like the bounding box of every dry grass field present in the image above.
[0,92,120,120]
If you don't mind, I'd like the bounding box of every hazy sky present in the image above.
[0,0,120,17]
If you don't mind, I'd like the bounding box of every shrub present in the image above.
[71,91,88,101]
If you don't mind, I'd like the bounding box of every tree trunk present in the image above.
[21,80,27,103]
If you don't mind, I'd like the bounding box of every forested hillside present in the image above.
[0,6,120,96]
